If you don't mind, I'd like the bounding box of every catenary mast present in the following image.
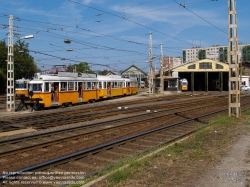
[228,0,240,118]
[6,15,15,112]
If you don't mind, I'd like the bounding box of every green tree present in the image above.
[198,50,206,60]
[14,40,39,79]
[66,63,74,72]
[242,46,250,61]
[219,47,228,62]
[0,40,8,94]
[0,39,38,94]
[73,62,95,74]
[98,69,109,75]
[183,51,186,63]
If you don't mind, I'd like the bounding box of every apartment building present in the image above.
[162,56,183,72]
[183,44,250,63]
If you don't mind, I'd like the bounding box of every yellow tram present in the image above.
[28,72,138,110]
[15,78,30,98]
[179,78,188,91]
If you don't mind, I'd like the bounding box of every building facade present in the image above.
[183,44,250,63]
[162,56,183,72]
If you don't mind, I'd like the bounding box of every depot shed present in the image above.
[168,59,229,92]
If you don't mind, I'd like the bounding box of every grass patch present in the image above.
[108,169,132,183]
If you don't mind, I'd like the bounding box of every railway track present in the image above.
[1,95,250,186]
[0,98,227,159]
[1,94,226,132]
[0,95,20,110]
[0,109,233,187]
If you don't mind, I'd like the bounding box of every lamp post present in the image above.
[6,15,34,112]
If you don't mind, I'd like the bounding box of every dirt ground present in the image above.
[195,134,250,187]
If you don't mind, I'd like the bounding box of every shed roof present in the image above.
[169,59,229,72]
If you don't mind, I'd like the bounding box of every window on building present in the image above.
[188,64,196,69]
[199,62,212,69]
[216,64,223,70]
[170,80,176,87]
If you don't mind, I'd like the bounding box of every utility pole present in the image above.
[148,31,154,94]
[160,43,164,93]
[228,0,240,118]
[6,15,14,112]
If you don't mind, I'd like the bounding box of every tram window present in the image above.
[24,81,28,88]
[44,82,49,92]
[29,83,42,91]
[119,82,123,88]
[111,82,114,88]
[15,83,25,89]
[75,82,78,90]
[83,82,86,90]
[51,83,54,91]
[87,82,91,90]
[99,82,102,89]
[68,82,74,90]
[92,82,96,89]
[114,82,118,88]
[61,82,67,91]
[104,82,107,89]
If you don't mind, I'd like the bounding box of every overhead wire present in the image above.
[1,1,215,71]
[14,24,147,55]
[68,0,195,46]
[3,15,145,46]
[173,0,227,35]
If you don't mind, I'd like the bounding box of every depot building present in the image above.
[164,59,249,92]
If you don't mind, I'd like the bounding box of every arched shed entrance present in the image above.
[171,59,229,91]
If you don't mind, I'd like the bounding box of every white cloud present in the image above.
[81,0,105,5]
[15,8,65,18]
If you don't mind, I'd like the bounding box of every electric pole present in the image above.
[160,43,164,93]
[6,15,15,112]
[148,31,154,95]
[228,0,240,118]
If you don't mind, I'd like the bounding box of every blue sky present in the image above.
[0,0,249,73]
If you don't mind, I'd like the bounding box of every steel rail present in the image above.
[1,95,226,131]
[0,97,227,146]
[0,101,227,157]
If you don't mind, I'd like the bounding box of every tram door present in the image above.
[54,82,59,102]
[78,83,82,97]
[107,82,111,97]
[127,82,131,94]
